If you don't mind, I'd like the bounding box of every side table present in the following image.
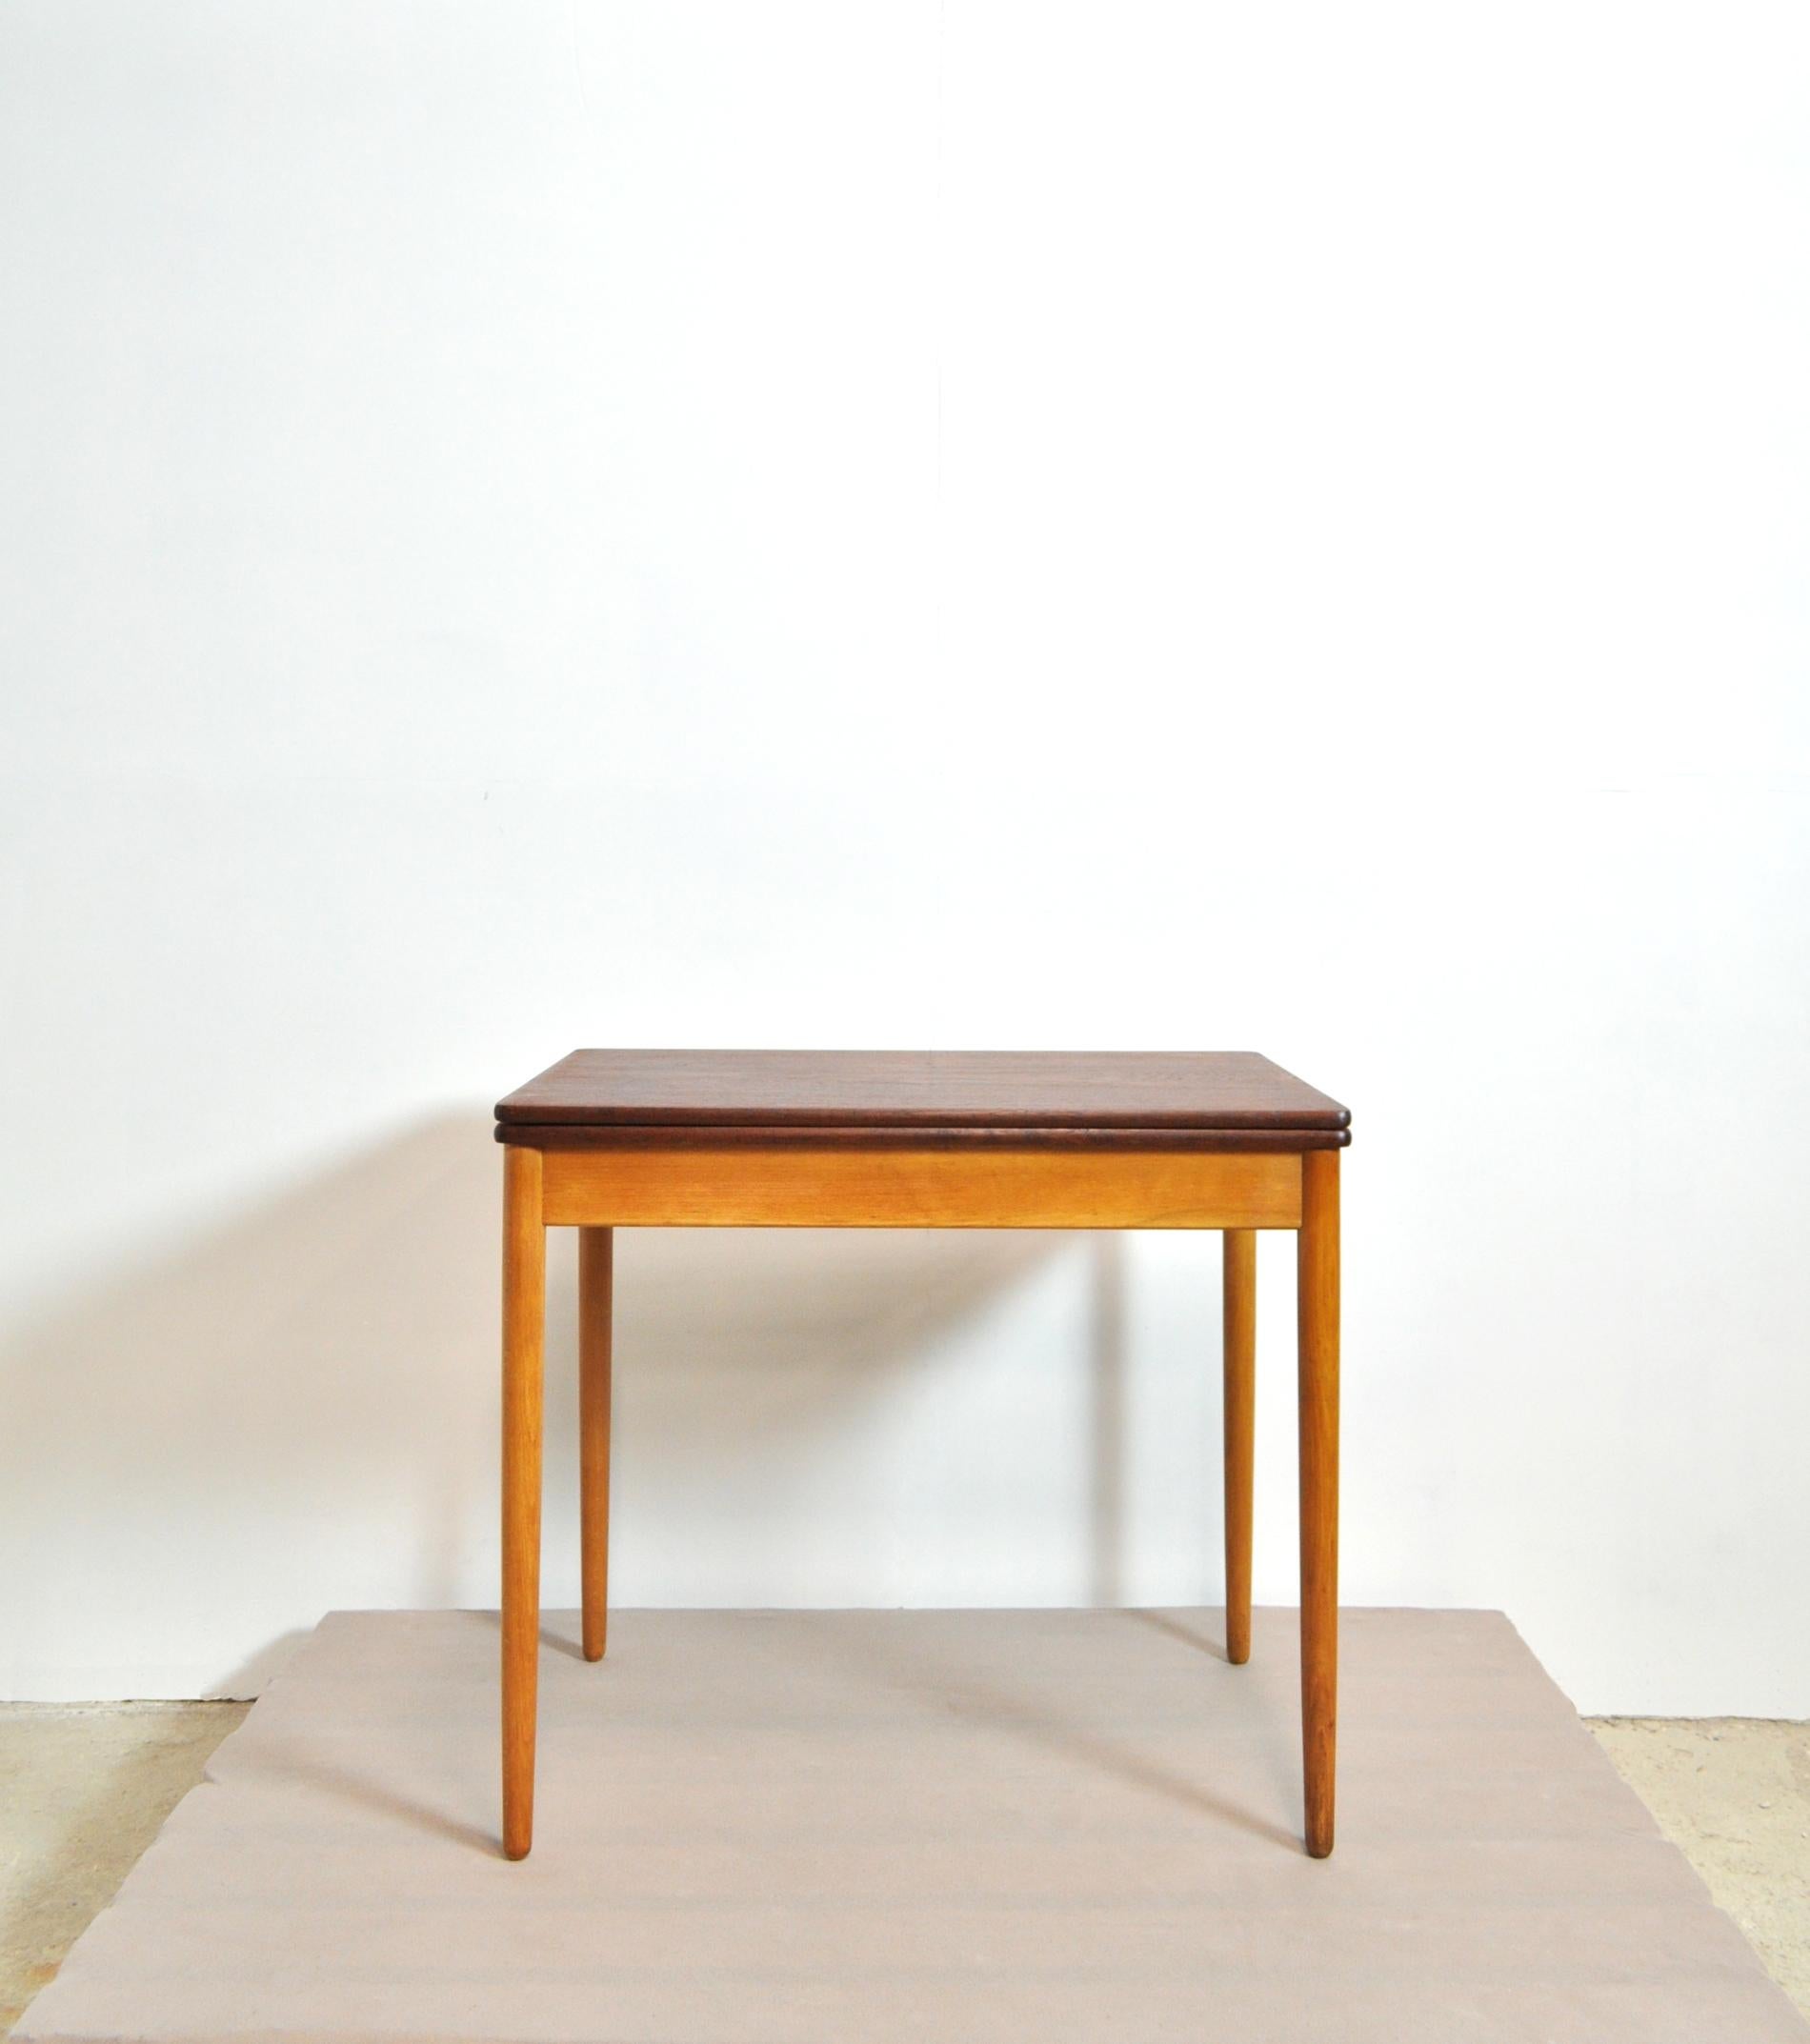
[493,1050,1349,1860]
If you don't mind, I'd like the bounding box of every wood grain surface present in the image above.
[576,1228,612,1665]
[1222,1230,1257,1667]
[495,1050,1350,1139]
[496,1123,1349,1153]
[499,1144,544,1862]
[538,1145,1303,1231]
[1297,1149,1340,1858]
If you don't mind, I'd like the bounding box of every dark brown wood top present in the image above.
[495,1051,1349,1148]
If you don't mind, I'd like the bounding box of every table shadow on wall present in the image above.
[1,1117,1202,1696]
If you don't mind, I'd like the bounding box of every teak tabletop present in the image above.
[493,1049,1349,1861]
[495,1048,1351,1140]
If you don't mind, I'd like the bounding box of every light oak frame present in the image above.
[500,1141,1339,1863]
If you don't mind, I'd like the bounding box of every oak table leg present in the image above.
[1297,1148,1339,1857]
[578,1226,613,1662]
[501,1144,546,1861]
[1222,1229,1257,1666]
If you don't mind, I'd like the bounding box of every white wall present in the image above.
[3,0,1806,1713]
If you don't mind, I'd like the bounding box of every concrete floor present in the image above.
[1589,1717,1810,2019]
[0,1702,1804,2037]
[1,1703,250,2037]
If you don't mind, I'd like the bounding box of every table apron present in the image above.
[538,1144,1304,1230]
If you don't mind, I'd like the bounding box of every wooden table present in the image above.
[493,1050,1350,1862]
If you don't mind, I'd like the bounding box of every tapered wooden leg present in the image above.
[501,1143,545,1862]
[1297,1149,1339,1858]
[579,1227,613,1662]
[1222,1229,1256,1666]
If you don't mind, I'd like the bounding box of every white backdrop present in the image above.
[3,0,1806,1712]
